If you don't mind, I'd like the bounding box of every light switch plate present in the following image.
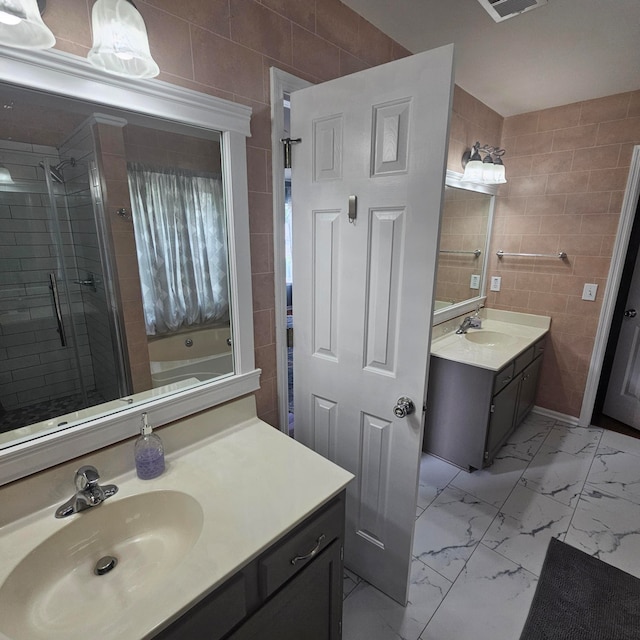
[470,274,480,289]
[490,276,501,292]
[582,283,598,301]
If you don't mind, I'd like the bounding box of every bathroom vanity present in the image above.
[0,397,353,640]
[424,310,550,471]
[157,493,345,640]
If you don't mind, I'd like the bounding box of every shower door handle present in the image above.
[49,273,67,347]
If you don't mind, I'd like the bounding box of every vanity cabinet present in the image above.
[154,492,345,640]
[423,337,546,471]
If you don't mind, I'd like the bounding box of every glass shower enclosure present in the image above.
[0,141,130,432]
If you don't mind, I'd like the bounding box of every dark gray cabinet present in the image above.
[154,492,345,640]
[423,337,546,471]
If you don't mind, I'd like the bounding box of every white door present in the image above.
[291,44,454,604]
[604,227,640,428]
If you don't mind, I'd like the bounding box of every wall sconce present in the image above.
[88,0,159,78]
[461,142,507,185]
[0,0,55,49]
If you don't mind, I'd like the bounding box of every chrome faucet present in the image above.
[55,465,118,518]
[456,316,473,334]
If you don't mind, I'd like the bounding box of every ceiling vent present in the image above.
[476,0,548,22]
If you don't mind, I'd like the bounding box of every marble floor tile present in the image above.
[342,558,452,640]
[519,445,595,508]
[450,448,528,508]
[505,413,555,459]
[413,486,498,582]
[419,544,537,640]
[542,423,602,457]
[565,485,640,578]
[598,429,640,458]
[586,448,640,505]
[481,484,573,575]
[342,419,640,638]
[416,453,460,512]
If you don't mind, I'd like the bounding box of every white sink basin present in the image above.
[0,490,203,640]
[464,330,518,347]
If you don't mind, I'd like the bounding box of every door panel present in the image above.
[291,45,454,604]
[604,230,640,428]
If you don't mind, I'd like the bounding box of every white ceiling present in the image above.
[341,0,640,117]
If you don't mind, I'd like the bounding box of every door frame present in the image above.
[580,146,640,426]
[269,67,312,433]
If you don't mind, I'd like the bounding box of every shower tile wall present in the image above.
[60,122,119,403]
[0,140,91,412]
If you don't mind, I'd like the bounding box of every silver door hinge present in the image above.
[281,137,302,169]
[340,546,344,561]
[287,326,294,348]
[490,404,495,413]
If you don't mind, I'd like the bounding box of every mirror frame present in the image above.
[433,170,498,325]
[0,47,260,486]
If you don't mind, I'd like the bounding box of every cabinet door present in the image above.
[228,540,343,640]
[485,375,520,463]
[515,356,542,425]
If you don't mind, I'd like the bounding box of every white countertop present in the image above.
[0,409,353,640]
[430,310,551,372]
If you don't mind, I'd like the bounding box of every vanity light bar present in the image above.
[496,250,567,260]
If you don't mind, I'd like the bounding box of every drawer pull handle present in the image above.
[291,534,326,565]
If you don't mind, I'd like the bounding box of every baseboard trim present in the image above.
[531,406,580,426]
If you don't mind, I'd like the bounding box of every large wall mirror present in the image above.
[0,49,259,486]
[433,171,497,324]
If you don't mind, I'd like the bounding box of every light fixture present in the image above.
[0,0,55,49]
[88,0,159,79]
[0,164,14,184]
[461,142,507,185]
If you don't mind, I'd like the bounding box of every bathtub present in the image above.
[147,326,234,389]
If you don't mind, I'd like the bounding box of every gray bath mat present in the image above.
[520,537,640,639]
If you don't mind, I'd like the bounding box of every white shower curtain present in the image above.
[127,163,229,336]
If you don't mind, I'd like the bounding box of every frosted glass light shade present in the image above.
[0,0,55,49]
[462,149,484,183]
[88,0,159,78]
[493,158,507,184]
[481,156,496,184]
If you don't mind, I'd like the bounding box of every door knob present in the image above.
[625,309,637,318]
[393,397,415,418]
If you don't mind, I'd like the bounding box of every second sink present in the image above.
[464,330,518,347]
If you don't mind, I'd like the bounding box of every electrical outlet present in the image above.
[490,276,501,292]
[470,274,480,289]
[582,283,598,301]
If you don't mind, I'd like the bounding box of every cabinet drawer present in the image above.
[534,337,546,359]
[259,498,343,599]
[514,346,534,375]
[493,362,515,395]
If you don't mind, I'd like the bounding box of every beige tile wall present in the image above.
[489,92,640,417]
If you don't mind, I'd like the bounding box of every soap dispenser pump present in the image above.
[134,412,165,480]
